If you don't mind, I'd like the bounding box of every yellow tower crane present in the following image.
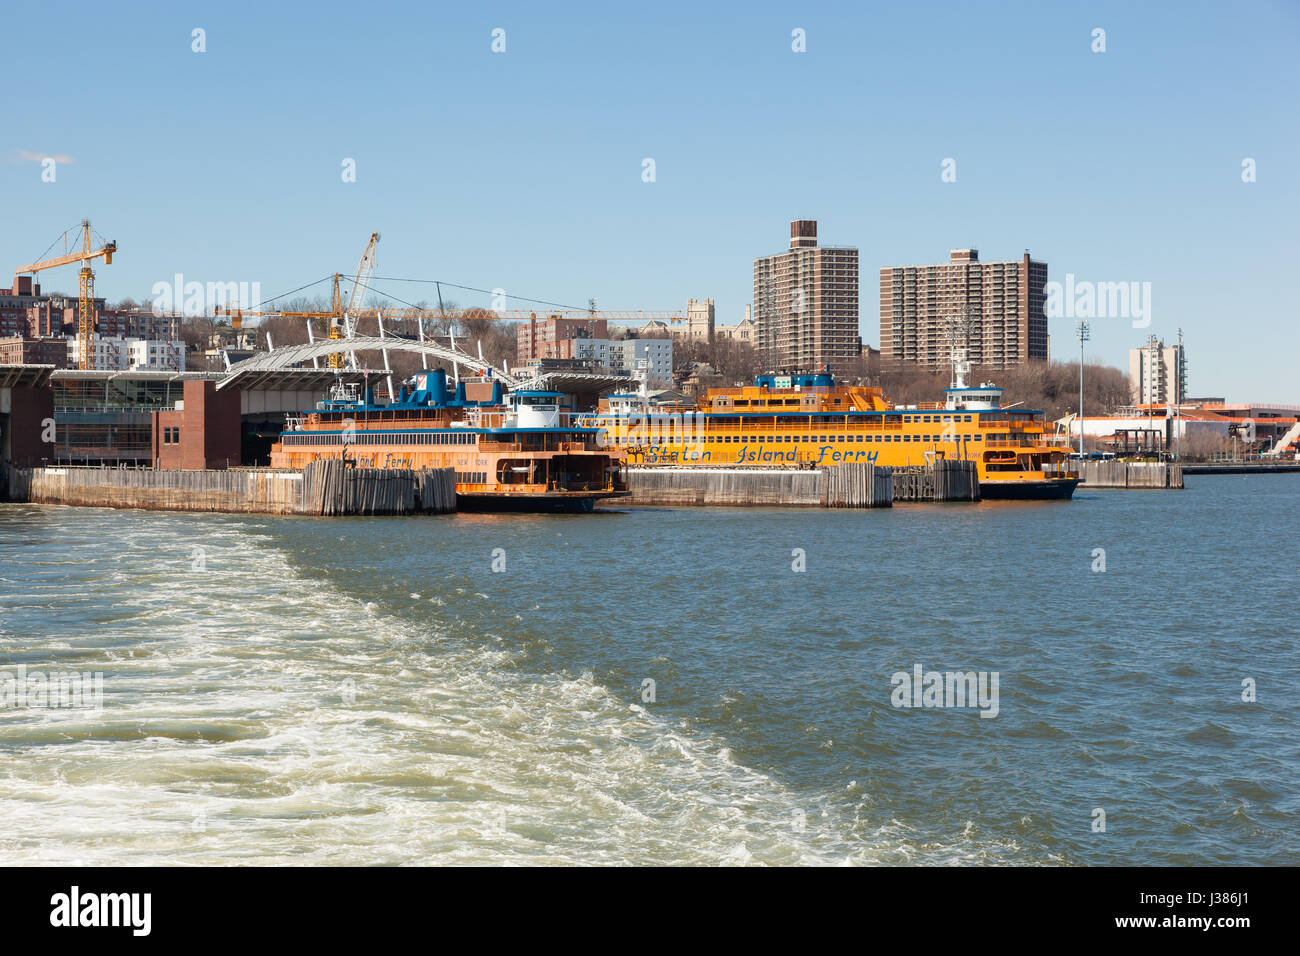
[15,220,117,370]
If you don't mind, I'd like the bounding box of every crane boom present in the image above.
[14,220,117,370]
[329,232,379,369]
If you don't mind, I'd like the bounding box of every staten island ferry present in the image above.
[583,365,1079,500]
[269,369,628,512]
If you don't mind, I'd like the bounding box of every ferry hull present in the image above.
[980,477,1079,500]
[457,490,629,513]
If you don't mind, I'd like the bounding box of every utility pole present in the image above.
[1075,320,1090,456]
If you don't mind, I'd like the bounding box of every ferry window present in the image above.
[964,415,972,422]
[923,416,931,423]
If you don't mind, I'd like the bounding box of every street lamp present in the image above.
[1075,320,1090,456]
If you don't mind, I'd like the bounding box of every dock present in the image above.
[1048,460,1183,489]
[2,461,457,516]
[1180,461,1300,475]
[614,459,980,508]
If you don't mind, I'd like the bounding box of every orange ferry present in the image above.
[269,369,628,512]
[583,367,1079,500]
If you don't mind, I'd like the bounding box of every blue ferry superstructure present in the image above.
[269,369,628,512]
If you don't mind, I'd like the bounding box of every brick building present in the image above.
[0,365,55,468]
[151,380,242,469]
[754,220,861,372]
[517,315,609,363]
[879,249,1049,370]
[0,337,70,368]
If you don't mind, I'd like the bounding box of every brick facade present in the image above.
[151,380,242,469]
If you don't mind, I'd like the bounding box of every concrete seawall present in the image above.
[1048,461,1183,489]
[617,467,825,507]
[615,460,979,508]
[3,461,457,515]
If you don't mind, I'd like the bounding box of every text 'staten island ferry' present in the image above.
[269,369,628,512]
[583,364,1080,500]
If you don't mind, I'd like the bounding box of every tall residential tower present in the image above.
[753,220,860,371]
[879,249,1049,369]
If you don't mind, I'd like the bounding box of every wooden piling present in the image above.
[1047,460,1183,489]
[7,462,457,515]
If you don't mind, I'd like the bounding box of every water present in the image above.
[1,474,1296,865]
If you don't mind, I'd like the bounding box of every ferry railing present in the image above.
[985,438,1069,450]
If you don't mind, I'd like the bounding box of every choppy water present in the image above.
[1,474,1296,865]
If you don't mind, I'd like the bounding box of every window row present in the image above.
[699,433,983,444]
[280,431,478,446]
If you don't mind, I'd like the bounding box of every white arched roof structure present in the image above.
[220,336,521,389]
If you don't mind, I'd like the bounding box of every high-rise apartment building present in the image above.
[753,221,860,371]
[879,249,1049,369]
[1129,335,1186,406]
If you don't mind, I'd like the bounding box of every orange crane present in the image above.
[15,220,117,370]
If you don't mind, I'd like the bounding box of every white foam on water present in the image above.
[0,510,869,865]
[0,507,1041,866]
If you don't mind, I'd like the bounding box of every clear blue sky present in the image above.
[3,0,1296,400]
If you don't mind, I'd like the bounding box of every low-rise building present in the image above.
[517,314,609,363]
[0,336,70,368]
[716,306,757,344]
[68,335,187,372]
[570,337,673,383]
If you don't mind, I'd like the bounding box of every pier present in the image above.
[1047,460,1183,489]
[2,461,457,516]
[614,459,980,509]
[1180,461,1300,475]
[889,460,981,502]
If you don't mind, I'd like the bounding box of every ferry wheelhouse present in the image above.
[585,369,1079,500]
[269,369,628,512]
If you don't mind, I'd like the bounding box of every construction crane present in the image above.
[15,220,116,370]
[211,231,685,370]
[332,232,379,369]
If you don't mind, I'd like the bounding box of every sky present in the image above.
[2,0,1297,400]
